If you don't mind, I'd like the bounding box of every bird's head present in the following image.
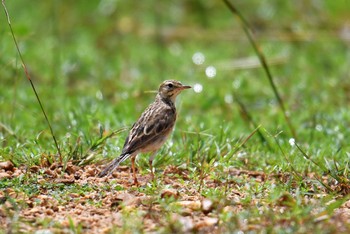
[158,80,191,102]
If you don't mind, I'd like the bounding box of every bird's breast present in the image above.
[140,125,174,153]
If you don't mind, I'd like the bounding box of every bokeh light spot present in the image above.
[193,83,203,93]
[205,66,216,78]
[192,52,205,65]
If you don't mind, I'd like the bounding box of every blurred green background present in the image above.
[1,1,350,170]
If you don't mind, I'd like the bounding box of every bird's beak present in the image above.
[180,85,192,90]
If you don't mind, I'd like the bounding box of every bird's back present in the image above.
[121,95,176,155]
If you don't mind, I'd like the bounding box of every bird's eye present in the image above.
[167,83,173,88]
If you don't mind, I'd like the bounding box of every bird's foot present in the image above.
[133,177,139,186]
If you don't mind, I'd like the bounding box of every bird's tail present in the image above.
[98,153,131,177]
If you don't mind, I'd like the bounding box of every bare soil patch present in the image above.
[1,161,350,233]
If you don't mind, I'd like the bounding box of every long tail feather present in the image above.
[98,153,131,177]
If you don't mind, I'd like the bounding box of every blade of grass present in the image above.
[225,125,260,162]
[234,92,272,150]
[294,142,327,172]
[2,0,62,160]
[293,141,350,194]
[271,133,302,180]
[222,0,297,140]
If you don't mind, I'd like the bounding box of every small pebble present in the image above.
[201,198,214,214]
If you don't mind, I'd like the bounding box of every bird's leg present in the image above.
[149,151,157,181]
[131,156,139,185]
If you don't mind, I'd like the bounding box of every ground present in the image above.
[1,160,350,233]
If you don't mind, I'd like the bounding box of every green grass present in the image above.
[1,0,350,233]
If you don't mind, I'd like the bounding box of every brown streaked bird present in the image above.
[98,80,191,184]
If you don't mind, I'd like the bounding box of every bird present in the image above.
[98,80,191,185]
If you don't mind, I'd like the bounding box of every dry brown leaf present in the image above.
[160,188,180,199]
[0,161,14,171]
[194,217,218,229]
[0,172,11,179]
[176,200,201,211]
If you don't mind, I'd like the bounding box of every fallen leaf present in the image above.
[0,161,14,171]
[117,192,141,207]
[0,172,11,179]
[195,217,218,229]
[160,188,180,199]
[176,200,201,211]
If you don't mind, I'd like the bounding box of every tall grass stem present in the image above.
[2,0,62,160]
[223,0,297,140]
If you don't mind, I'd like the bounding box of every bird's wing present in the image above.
[121,103,176,155]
